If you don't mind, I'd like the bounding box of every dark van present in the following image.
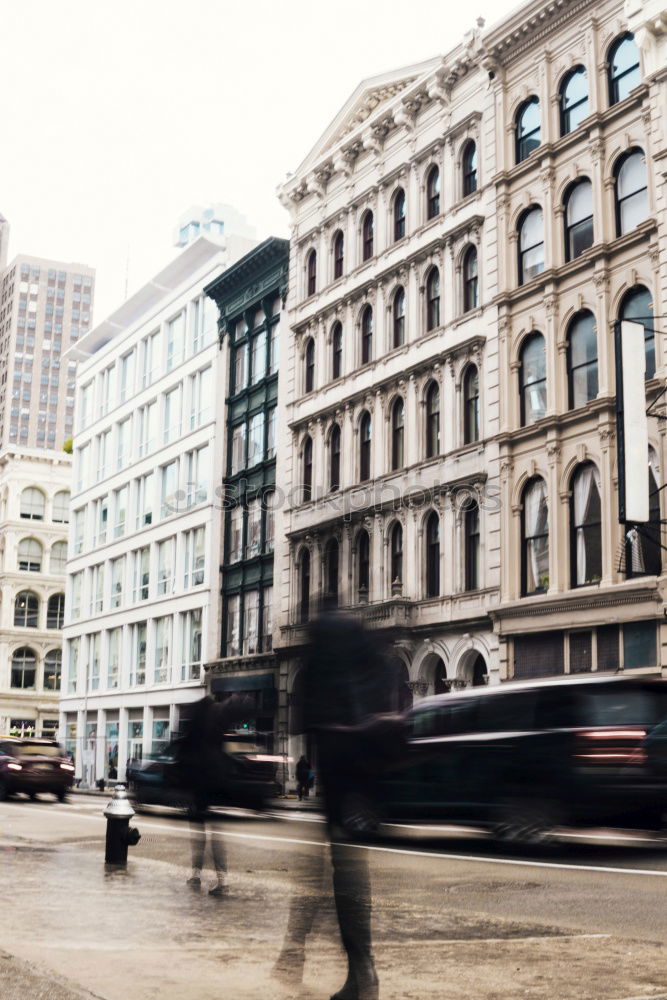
[351,675,667,842]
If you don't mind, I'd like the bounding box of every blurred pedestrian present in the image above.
[296,754,311,801]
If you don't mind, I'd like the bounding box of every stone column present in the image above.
[546,441,562,593]
[593,269,611,397]
[598,426,615,586]
[406,374,418,467]
[373,390,385,480]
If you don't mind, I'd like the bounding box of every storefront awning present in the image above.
[211,672,275,693]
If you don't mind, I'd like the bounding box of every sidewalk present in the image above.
[71,786,323,811]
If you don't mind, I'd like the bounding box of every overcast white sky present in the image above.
[1,0,518,321]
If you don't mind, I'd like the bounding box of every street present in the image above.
[1,795,667,999]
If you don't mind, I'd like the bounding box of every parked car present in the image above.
[129,731,281,812]
[341,675,667,842]
[0,737,75,802]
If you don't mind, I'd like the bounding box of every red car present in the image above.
[0,737,75,802]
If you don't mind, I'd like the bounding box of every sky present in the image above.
[0,0,518,322]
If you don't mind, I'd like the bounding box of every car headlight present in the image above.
[7,763,22,771]
[60,763,75,771]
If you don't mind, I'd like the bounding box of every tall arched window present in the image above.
[518,207,545,284]
[567,311,598,409]
[361,305,373,365]
[516,97,541,163]
[393,188,406,241]
[325,538,339,602]
[47,593,65,629]
[570,463,602,586]
[359,411,372,482]
[608,33,641,105]
[426,166,440,219]
[621,285,655,379]
[18,538,42,572]
[357,530,370,598]
[519,333,547,426]
[627,448,662,577]
[52,490,70,523]
[44,649,62,690]
[463,365,480,444]
[14,591,39,627]
[462,140,477,196]
[465,500,480,591]
[332,322,343,379]
[20,487,45,520]
[425,381,440,459]
[390,522,403,585]
[304,338,315,393]
[393,286,405,348]
[329,424,341,491]
[560,67,588,135]
[564,179,594,260]
[302,435,313,502]
[615,149,648,235]
[426,511,440,597]
[299,548,310,623]
[362,211,374,261]
[391,397,405,471]
[333,230,344,280]
[522,477,549,595]
[463,247,478,312]
[426,268,440,330]
[306,249,317,297]
[11,647,36,689]
[49,541,68,574]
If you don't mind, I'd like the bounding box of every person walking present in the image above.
[296,754,311,801]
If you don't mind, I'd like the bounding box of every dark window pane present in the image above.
[514,632,564,678]
[623,620,657,669]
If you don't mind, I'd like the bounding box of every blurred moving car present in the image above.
[344,675,667,842]
[129,730,281,812]
[0,737,75,802]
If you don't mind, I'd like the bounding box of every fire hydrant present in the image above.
[103,784,141,865]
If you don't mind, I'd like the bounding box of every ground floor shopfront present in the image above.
[0,691,59,739]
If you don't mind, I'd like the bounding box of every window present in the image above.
[325,538,339,601]
[132,623,147,685]
[46,593,65,629]
[20,487,45,520]
[264,492,275,553]
[134,546,150,601]
[71,573,82,620]
[623,621,657,669]
[329,424,341,490]
[110,556,125,608]
[362,211,374,261]
[426,268,440,330]
[560,67,588,134]
[229,505,242,563]
[299,548,310,623]
[11,648,36,689]
[138,401,157,457]
[92,563,105,613]
[359,411,372,482]
[465,501,480,590]
[302,436,313,501]
[391,397,405,471]
[567,311,598,408]
[114,485,128,539]
[243,590,259,655]
[44,649,62,690]
[184,526,205,586]
[163,386,182,445]
[425,381,440,459]
[166,311,185,372]
[304,338,315,393]
[250,330,267,384]
[390,522,403,586]
[463,247,478,312]
[160,460,178,518]
[333,230,344,279]
[426,512,440,597]
[393,287,405,348]
[119,351,135,403]
[154,617,172,684]
[518,207,545,284]
[96,430,111,481]
[95,495,109,546]
[626,447,661,578]
[190,367,212,428]
[516,97,540,162]
[519,333,547,426]
[14,591,38,627]
[608,33,641,105]
[571,463,602,586]
[357,530,370,598]
[620,285,655,379]
[522,477,549,594]
[361,305,373,365]
[233,339,248,393]
[615,149,648,235]
[117,417,131,469]
[226,595,241,656]
[246,498,262,559]
[49,541,67,574]
[157,537,175,595]
[248,412,265,467]
[181,608,203,681]
[269,319,280,375]
[186,443,209,507]
[393,188,406,241]
[98,365,115,417]
[141,330,160,388]
[463,365,480,443]
[462,140,477,196]
[107,628,121,688]
[52,490,70,523]
[266,407,277,460]
[426,166,440,219]
[230,422,246,474]
[135,472,154,529]
[332,322,343,379]
[306,250,317,297]
[564,179,594,260]
[18,538,42,572]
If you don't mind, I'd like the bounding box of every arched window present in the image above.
[608,33,641,105]
[393,188,406,241]
[570,463,602,586]
[306,249,317,297]
[621,285,655,379]
[426,166,440,219]
[357,530,370,598]
[463,247,478,312]
[564,179,594,260]
[359,411,372,482]
[615,149,648,236]
[362,211,374,261]
[560,67,589,135]
[391,398,405,471]
[463,365,480,444]
[425,511,440,597]
[44,649,62,690]
[393,286,405,348]
[390,522,403,585]
[332,322,343,379]
[20,487,45,520]
[518,207,545,284]
[519,333,547,426]
[325,538,339,602]
[50,541,68,574]
[329,424,341,491]
[52,490,70,523]
[302,435,313,502]
[567,311,598,409]
[47,593,65,630]
[299,549,310,623]
[516,97,541,163]
[361,305,373,365]
[14,591,39,627]
[426,268,440,330]
[462,140,477,196]
[522,477,549,595]
[465,500,480,591]
[11,647,36,689]
[18,538,42,572]
[425,381,440,459]
[627,448,662,577]
[333,230,344,280]
[304,338,315,393]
